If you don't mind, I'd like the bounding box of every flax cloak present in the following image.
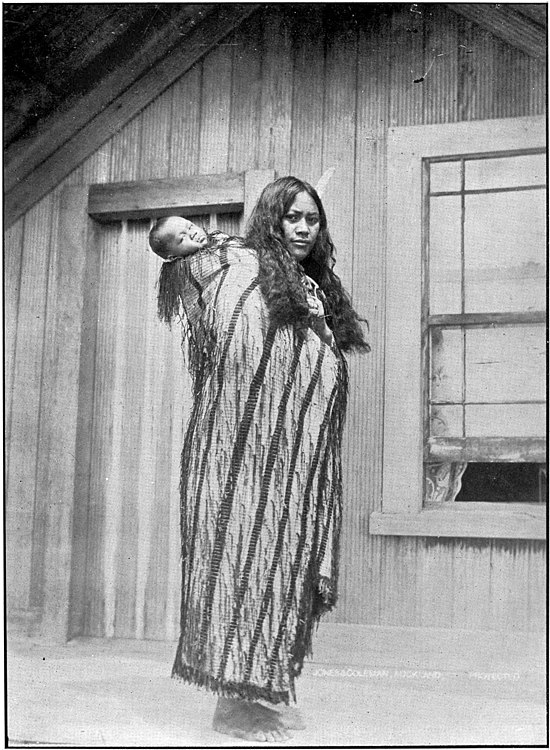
[170,239,348,704]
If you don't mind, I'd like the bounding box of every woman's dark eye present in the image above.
[285,214,298,222]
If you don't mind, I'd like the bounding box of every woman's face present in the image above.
[281,191,320,262]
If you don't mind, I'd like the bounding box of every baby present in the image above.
[150,214,333,344]
[149,216,208,261]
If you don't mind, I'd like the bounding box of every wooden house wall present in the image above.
[6,4,546,638]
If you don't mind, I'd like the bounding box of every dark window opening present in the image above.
[455,463,547,503]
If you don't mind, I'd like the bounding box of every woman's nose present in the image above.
[295,218,309,235]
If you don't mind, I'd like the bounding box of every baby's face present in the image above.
[159,217,207,257]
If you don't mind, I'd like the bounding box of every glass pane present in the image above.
[466,403,546,437]
[465,325,546,403]
[430,404,463,437]
[430,161,461,193]
[464,190,546,313]
[430,327,464,403]
[429,195,462,314]
[465,153,546,190]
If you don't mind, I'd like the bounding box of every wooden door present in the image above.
[69,171,273,640]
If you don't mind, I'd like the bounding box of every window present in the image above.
[424,151,546,507]
[370,117,546,539]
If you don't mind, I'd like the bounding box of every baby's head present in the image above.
[149,216,208,260]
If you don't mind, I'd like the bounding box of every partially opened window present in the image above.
[425,150,546,506]
[371,117,546,539]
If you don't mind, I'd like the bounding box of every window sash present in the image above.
[422,154,546,462]
[377,116,546,537]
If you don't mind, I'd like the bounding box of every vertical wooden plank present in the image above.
[320,5,357,293]
[113,221,148,639]
[166,374,184,640]
[144,308,177,640]
[452,539,491,629]
[493,41,532,119]
[29,190,63,614]
[62,164,85,187]
[527,58,546,116]
[68,214,101,639]
[166,323,191,641]
[38,187,90,639]
[109,117,142,182]
[169,65,202,178]
[489,541,530,632]
[527,541,546,632]
[379,538,421,626]
[140,224,168,641]
[6,196,52,625]
[199,44,233,174]
[80,140,112,184]
[102,222,128,638]
[217,212,242,236]
[289,5,325,182]
[227,17,262,172]
[258,8,293,174]
[389,5,425,127]
[339,12,390,625]
[457,20,496,122]
[243,169,275,227]
[83,222,121,636]
[4,218,24,469]
[507,542,530,631]
[419,539,454,628]
[135,245,161,639]
[138,92,173,179]
[422,4,459,124]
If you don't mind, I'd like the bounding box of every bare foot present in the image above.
[273,704,306,730]
[213,697,292,742]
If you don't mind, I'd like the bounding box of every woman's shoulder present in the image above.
[205,233,258,264]
[180,236,258,281]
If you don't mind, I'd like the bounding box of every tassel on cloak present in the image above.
[167,238,348,705]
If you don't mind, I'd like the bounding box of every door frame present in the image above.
[48,169,274,640]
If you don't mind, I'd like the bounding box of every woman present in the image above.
[155,176,369,742]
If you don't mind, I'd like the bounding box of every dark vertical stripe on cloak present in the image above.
[198,324,278,659]
[290,396,340,672]
[177,279,260,633]
[216,336,304,680]
[243,344,327,682]
[187,269,206,308]
[266,380,339,687]
[211,244,230,312]
[174,360,208,649]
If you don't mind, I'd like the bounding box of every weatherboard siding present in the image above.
[5,4,546,639]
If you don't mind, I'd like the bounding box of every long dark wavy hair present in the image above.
[245,176,370,353]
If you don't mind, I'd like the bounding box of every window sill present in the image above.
[370,503,546,540]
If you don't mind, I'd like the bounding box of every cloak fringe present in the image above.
[165,240,348,703]
[171,663,292,706]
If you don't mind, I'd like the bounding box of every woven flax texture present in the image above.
[170,240,348,704]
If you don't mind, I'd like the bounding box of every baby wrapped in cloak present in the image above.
[150,215,347,705]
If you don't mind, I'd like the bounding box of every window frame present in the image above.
[370,116,546,540]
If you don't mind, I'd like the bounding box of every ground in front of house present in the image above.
[6,623,546,747]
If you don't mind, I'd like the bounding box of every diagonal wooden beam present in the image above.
[512,4,548,27]
[3,5,155,145]
[449,3,546,59]
[5,4,260,227]
[4,5,216,194]
[4,5,210,187]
